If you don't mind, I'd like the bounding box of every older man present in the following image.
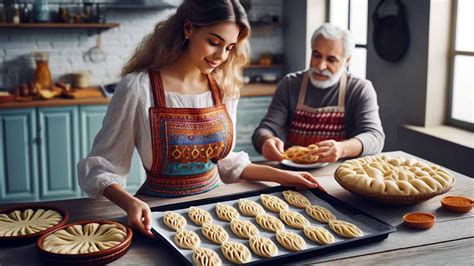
[252,23,385,162]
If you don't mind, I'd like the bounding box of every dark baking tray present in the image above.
[151,186,396,265]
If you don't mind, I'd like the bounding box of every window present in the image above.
[449,0,474,130]
[329,0,368,79]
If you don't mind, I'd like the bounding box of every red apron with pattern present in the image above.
[287,71,347,146]
[138,70,233,197]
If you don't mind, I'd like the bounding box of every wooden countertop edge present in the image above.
[0,84,277,109]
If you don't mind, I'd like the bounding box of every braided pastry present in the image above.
[335,155,454,196]
[283,144,319,164]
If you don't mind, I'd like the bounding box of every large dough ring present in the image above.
[335,155,454,196]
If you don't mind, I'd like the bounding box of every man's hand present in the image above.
[314,139,344,162]
[262,137,285,161]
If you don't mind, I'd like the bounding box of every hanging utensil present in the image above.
[84,33,107,63]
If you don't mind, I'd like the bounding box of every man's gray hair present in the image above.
[311,23,355,58]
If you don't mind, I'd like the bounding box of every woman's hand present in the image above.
[124,198,155,238]
[262,136,285,161]
[275,170,325,191]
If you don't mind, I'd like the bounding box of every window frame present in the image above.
[327,0,368,78]
[447,0,474,131]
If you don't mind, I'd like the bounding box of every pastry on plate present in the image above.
[283,144,319,164]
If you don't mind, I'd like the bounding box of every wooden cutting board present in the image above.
[63,88,104,99]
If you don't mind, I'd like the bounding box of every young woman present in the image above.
[78,0,321,237]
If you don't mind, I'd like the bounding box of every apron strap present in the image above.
[148,69,166,107]
[338,72,347,107]
[149,70,222,107]
[296,72,310,109]
[207,74,223,105]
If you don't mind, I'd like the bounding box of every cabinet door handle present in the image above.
[33,137,41,145]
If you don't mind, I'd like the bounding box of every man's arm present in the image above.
[252,77,292,153]
[351,80,385,156]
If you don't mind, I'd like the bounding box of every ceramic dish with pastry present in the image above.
[0,205,68,243]
[335,155,454,204]
[37,220,132,265]
[281,144,328,169]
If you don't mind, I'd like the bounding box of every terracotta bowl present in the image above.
[403,212,436,229]
[0,204,69,244]
[441,196,474,213]
[37,220,133,266]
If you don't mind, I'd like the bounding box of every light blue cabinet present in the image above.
[79,105,146,195]
[38,107,80,200]
[0,109,39,202]
[0,96,271,202]
[235,96,272,161]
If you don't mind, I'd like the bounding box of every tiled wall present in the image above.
[0,0,284,90]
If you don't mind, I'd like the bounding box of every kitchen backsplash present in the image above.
[0,0,284,90]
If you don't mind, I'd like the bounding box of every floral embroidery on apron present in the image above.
[287,71,347,146]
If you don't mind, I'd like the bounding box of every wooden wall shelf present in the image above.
[0,23,119,29]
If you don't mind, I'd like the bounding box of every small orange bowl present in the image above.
[403,212,436,229]
[441,196,474,213]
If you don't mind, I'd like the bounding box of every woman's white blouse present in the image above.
[78,71,251,199]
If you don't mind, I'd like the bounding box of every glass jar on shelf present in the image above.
[32,52,53,91]
[33,0,50,23]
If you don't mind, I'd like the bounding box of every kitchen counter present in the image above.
[0,84,277,110]
[1,151,472,264]
[0,97,111,109]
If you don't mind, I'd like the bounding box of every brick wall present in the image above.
[0,0,284,90]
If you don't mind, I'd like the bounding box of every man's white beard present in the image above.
[308,64,346,89]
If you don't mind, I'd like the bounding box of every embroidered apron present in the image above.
[139,70,233,197]
[287,71,348,146]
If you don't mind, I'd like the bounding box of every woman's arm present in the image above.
[239,163,323,191]
[103,184,154,238]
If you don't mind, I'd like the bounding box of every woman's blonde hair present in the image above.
[121,0,251,99]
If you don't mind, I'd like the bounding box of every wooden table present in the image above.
[1,151,473,265]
